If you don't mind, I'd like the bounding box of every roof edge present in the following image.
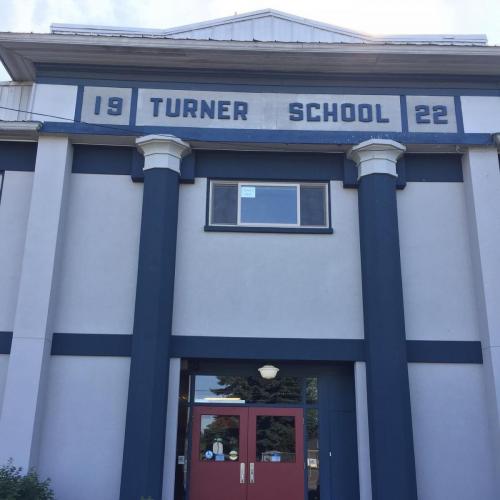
[50,9,488,45]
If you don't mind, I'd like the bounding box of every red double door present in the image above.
[189,406,304,500]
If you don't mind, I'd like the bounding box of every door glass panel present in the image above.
[255,416,296,463]
[306,409,320,499]
[306,377,318,404]
[199,415,240,462]
[194,375,302,404]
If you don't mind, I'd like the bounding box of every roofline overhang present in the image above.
[2,32,500,82]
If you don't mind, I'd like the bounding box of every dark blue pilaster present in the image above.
[120,165,181,500]
[353,141,418,500]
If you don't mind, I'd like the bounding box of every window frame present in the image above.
[207,179,331,232]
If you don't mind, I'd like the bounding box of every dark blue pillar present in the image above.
[348,140,418,500]
[120,135,190,500]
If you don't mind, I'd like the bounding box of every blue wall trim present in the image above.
[197,150,343,180]
[51,333,132,356]
[72,144,137,175]
[34,73,500,96]
[40,122,494,146]
[0,142,37,171]
[0,332,13,354]
[407,340,482,363]
[204,226,334,234]
[70,146,463,183]
[170,336,365,361]
[405,153,463,182]
[72,144,195,183]
[46,333,483,364]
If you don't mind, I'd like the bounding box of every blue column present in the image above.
[348,139,418,500]
[120,135,190,500]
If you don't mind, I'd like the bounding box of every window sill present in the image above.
[204,225,334,234]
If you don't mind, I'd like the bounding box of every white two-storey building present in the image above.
[0,9,499,500]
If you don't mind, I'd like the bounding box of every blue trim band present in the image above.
[74,85,84,123]
[204,226,334,234]
[0,332,13,354]
[454,95,466,135]
[407,340,482,363]
[51,333,132,356]
[170,336,365,361]
[40,122,494,146]
[0,142,37,171]
[33,73,500,96]
[46,333,483,364]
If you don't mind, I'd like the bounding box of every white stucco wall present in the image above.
[0,171,33,331]
[398,182,479,341]
[409,363,497,500]
[37,356,130,500]
[173,179,364,339]
[52,174,143,334]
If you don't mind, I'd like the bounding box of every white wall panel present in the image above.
[398,182,479,340]
[53,174,142,334]
[0,171,33,331]
[409,364,497,500]
[37,356,130,500]
[30,84,77,122]
[173,179,364,339]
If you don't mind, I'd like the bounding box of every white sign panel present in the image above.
[80,86,459,134]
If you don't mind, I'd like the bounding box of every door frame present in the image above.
[180,361,359,500]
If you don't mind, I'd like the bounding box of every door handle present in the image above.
[249,462,255,484]
[240,462,246,484]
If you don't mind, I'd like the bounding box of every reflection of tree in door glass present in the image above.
[210,376,301,403]
[256,416,296,463]
[199,415,240,462]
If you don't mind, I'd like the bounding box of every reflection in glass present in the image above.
[306,409,320,500]
[199,415,240,462]
[306,378,318,404]
[240,185,298,224]
[194,375,302,404]
[256,416,296,463]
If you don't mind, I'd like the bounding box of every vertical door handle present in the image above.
[240,462,246,484]
[249,462,255,484]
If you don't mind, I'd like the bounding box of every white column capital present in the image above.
[136,134,191,173]
[347,139,406,179]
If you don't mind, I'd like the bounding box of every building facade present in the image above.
[0,9,499,500]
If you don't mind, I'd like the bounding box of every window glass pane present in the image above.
[306,377,319,404]
[256,416,296,463]
[240,185,297,224]
[211,183,237,225]
[194,375,302,404]
[199,415,240,462]
[300,185,327,226]
[306,409,320,499]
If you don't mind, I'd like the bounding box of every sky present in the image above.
[1,0,500,80]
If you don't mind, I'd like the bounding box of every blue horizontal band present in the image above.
[51,333,132,356]
[41,122,494,146]
[204,226,334,234]
[44,333,483,364]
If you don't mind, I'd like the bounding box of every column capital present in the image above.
[347,139,406,179]
[136,134,191,173]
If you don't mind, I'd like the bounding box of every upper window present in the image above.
[209,181,329,229]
